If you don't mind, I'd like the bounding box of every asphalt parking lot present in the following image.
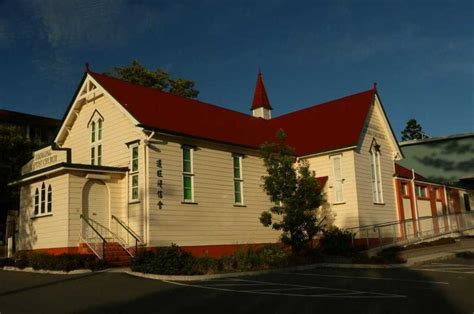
[0,257,473,314]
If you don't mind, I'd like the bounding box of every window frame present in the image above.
[233,155,244,205]
[129,144,140,203]
[90,118,103,166]
[401,182,410,197]
[370,142,384,204]
[415,184,428,199]
[32,183,53,218]
[182,146,194,203]
[331,154,344,204]
[40,183,46,214]
[47,185,52,213]
[34,188,39,215]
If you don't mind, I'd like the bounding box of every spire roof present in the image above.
[251,70,273,110]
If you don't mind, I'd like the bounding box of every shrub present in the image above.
[320,227,354,256]
[0,257,15,267]
[131,244,196,275]
[14,252,29,269]
[11,252,107,271]
[130,244,290,275]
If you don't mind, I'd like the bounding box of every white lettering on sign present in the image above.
[32,154,58,170]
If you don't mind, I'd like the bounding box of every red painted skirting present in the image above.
[20,243,275,258]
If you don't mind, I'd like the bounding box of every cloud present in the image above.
[19,0,127,49]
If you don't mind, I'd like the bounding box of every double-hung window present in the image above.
[370,141,383,204]
[182,146,194,202]
[233,155,244,205]
[130,144,139,202]
[90,119,103,165]
[331,155,344,203]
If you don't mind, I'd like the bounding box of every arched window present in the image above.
[47,185,52,213]
[34,188,39,215]
[91,121,96,143]
[40,183,46,214]
[90,118,103,166]
[370,140,383,204]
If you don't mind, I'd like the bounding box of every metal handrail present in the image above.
[347,211,474,250]
[111,215,142,243]
[111,215,142,257]
[347,213,470,231]
[80,214,107,260]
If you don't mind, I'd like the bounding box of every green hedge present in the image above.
[11,252,107,272]
[131,244,290,275]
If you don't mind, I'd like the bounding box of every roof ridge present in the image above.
[0,108,60,121]
[271,88,375,121]
[89,71,266,122]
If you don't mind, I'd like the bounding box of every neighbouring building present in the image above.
[11,67,413,258]
[0,108,61,144]
[394,163,472,238]
[398,133,474,189]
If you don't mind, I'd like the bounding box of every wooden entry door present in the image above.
[82,180,109,228]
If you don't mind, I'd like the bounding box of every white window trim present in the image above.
[182,146,195,203]
[90,118,103,166]
[233,155,244,205]
[331,154,344,204]
[32,182,53,218]
[129,144,140,203]
[415,185,428,199]
[370,142,384,204]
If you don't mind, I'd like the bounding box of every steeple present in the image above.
[251,69,272,119]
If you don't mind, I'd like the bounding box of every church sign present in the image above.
[21,146,69,174]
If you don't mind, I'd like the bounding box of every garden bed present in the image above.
[0,253,107,272]
[130,243,406,276]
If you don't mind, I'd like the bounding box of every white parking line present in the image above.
[204,283,274,287]
[162,278,406,299]
[430,263,474,266]
[278,271,449,285]
[417,268,474,275]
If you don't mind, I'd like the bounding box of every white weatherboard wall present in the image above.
[67,172,126,247]
[17,175,69,250]
[354,97,398,226]
[304,151,359,228]
[61,87,146,239]
[146,135,280,247]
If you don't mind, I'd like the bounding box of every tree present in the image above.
[0,125,41,224]
[108,60,199,99]
[401,119,429,141]
[259,130,325,252]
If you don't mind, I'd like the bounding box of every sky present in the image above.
[0,0,472,139]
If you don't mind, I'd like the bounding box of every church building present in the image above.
[11,67,404,259]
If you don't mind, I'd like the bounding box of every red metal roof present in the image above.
[251,71,272,110]
[90,72,375,156]
[395,163,427,181]
[316,176,328,192]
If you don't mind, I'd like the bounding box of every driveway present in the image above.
[0,258,473,314]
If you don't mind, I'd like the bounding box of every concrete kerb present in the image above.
[123,262,407,282]
[1,266,107,275]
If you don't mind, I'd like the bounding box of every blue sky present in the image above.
[0,0,472,139]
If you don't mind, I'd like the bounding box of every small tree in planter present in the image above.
[259,130,325,253]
